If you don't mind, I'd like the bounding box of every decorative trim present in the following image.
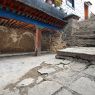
[0,10,60,30]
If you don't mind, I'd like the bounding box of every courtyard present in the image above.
[0,53,95,95]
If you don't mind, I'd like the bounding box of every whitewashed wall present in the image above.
[61,0,91,20]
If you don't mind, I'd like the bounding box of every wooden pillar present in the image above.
[84,4,88,20]
[35,26,41,56]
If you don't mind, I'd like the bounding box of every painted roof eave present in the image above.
[16,0,67,21]
[63,14,80,20]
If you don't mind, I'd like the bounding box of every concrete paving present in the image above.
[0,53,95,95]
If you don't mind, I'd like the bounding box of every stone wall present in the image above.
[0,26,66,54]
[63,18,79,46]
[41,32,51,51]
[50,31,66,52]
[41,31,66,53]
[0,26,35,53]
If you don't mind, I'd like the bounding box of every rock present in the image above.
[16,78,34,87]
[28,81,62,95]
[36,76,43,83]
[38,67,56,75]
[70,77,95,95]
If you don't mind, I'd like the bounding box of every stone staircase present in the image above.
[72,31,95,47]
[71,15,95,47]
[56,16,95,62]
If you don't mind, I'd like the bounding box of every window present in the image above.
[66,0,75,8]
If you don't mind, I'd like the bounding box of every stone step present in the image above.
[0,51,51,58]
[73,31,95,35]
[71,31,95,47]
[75,34,95,39]
[56,47,95,61]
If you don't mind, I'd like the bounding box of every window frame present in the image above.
[66,0,75,9]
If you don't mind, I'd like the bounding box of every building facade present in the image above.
[0,0,92,54]
[45,0,92,20]
[0,0,66,55]
[61,0,92,20]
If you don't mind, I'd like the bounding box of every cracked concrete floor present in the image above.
[0,54,95,95]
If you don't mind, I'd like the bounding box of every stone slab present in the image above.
[38,67,56,74]
[84,65,95,77]
[69,61,87,71]
[47,69,79,86]
[16,78,34,87]
[28,81,62,95]
[70,77,95,95]
[55,89,72,95]
[57,47,95,61]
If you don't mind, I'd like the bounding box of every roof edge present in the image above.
[63,14,80,20]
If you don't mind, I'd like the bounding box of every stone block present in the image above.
[70,77,95,95]
[16,78,34,87]
[28,81,62,95]
[47,69,79,86]
[38,67,56,75]
[54,89,72,95]
[84,65,95,77]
